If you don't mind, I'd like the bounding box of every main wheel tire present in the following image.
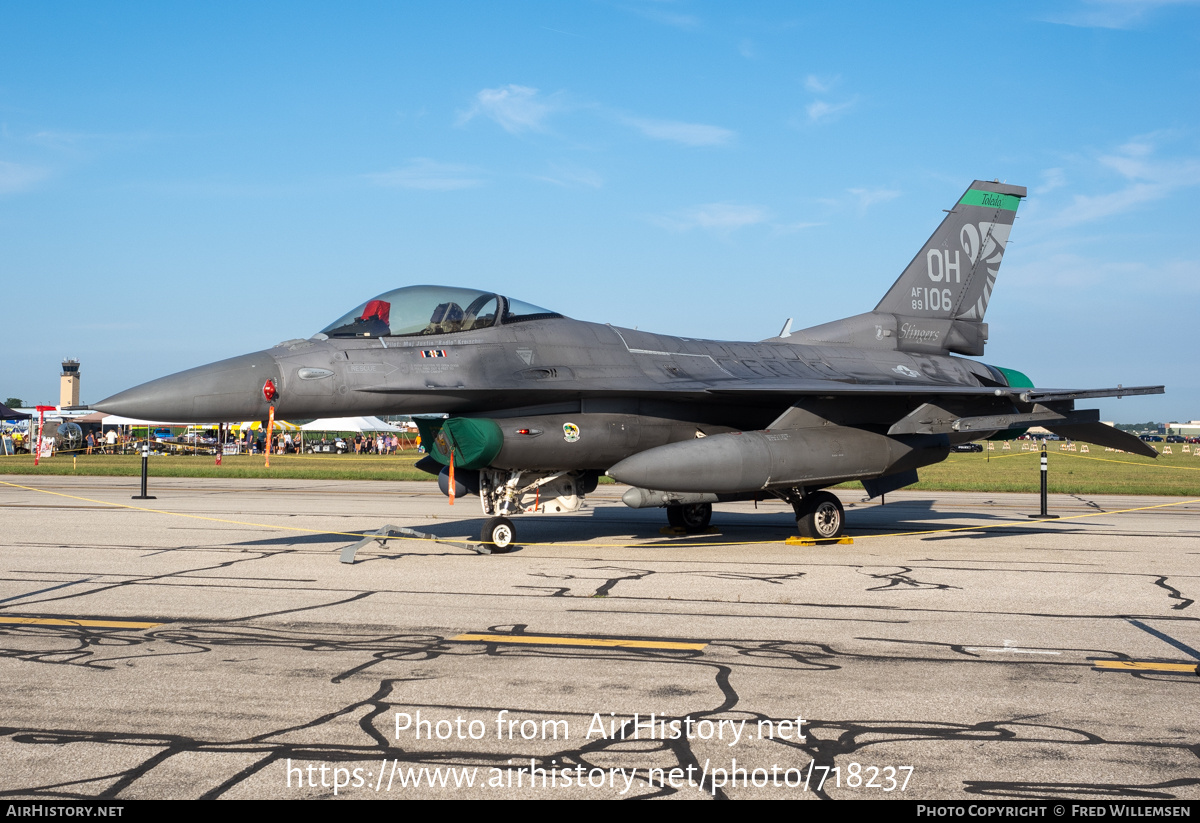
[481,517,517,552]
[666,502,713,533]
[795,492,845,539]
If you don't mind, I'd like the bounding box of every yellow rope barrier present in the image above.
[945,449,1040,462]
[1046,450,1200,471]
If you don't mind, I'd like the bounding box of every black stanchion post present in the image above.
[132,441,156,500]
[1029,441,1058,519]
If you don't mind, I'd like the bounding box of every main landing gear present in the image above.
[658,494,846,540]
[790,490,846,539]
[665,502,712,533]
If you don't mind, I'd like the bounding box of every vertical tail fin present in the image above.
[786,180,1026,356]
[876,179,1026,322]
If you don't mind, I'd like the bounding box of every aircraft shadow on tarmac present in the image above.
[832,499,1088,540]
[230,497,1078,552]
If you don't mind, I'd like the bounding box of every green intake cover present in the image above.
[412,417,445,456]
[988,365,1035,440]
[418,416,503,469]
[994,366,1034,388]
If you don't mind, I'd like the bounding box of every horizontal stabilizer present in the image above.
[1043,423,1159,458]
[1016,385,1164,403]
[888,403,1099,436]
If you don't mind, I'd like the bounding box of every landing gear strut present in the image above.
[476,469,594,552]
[666,502,712,533]
[790,490,845,539]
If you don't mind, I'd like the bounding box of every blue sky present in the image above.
[2,0,1198,422]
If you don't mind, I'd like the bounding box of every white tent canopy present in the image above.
[300,416,403,433]
[236,420,299,432]
[100,415,197,426]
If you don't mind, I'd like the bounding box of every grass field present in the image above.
[0,451,435,481]
[899,445,1200,496]
[2,443,1198,496]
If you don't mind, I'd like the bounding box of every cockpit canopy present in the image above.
[317,286,562,339]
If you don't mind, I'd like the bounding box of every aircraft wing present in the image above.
[710,383,1164,457]
[359,381,1164,407]
[705,383,1165,400]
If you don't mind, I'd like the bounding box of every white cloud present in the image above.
[26,129,156,150]
[0,160,49,194]
[848,187,900,211]
[772,221,825,234]
[1117,137,1156,158]
[804,74,837,93]
[1056,181,1181,225]
[458,85,734,149]
[1041,136,1200,227]
[1005,252,1200,297]
[364,159,483,191]
[806,98,856,123]
[621,116,734,146]
[799,75,854,125]
[29,130,90,148]
[650,202,770,234]
[1006,252,1145,289]
[459,85,556,134]
[1099,145,1156,179]
[1041,0,1198,29]
[738,38,757,59]
[621,3,700,30]
[1037,167,1067,194]
[536,162,604,189]
[1159,259,1200,292]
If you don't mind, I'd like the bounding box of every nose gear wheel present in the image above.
[482,516,517,551]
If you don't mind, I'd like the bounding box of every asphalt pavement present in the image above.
[1,475,1197,800]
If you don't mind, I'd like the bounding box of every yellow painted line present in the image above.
[786,536,854,546]
[1093,660,1198,673]
[0,616,161,629]
[451,633,706,651]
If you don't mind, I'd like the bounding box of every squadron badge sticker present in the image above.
[434,430,451,458]
[563,423,580,443]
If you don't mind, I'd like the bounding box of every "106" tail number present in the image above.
[912,287,952,312]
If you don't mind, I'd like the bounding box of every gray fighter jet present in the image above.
[96,180,1163,549]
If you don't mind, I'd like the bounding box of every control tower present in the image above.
[60,359,80,407]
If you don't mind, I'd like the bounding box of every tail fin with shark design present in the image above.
[785,179,1026,356]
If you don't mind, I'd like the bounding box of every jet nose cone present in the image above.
[95,350,282,423]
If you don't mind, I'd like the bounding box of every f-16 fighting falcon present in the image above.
[96,180,1163,549]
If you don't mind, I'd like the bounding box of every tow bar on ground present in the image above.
[339,524,493,563]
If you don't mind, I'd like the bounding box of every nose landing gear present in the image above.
[481,517,517,552]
